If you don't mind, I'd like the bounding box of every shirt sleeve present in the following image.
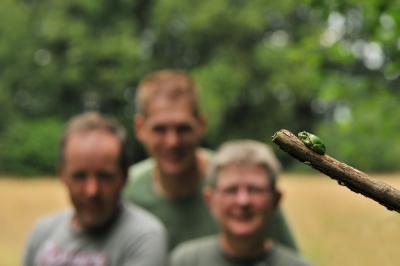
[169,244,194,266]
[21,221,46,266]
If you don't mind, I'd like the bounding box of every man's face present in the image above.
[135,97,206,177]
[205,164,279,238]
[60,130,126,231]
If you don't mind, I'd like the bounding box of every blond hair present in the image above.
[135,69,201,117]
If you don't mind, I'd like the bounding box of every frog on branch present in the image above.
[298,131,326,155]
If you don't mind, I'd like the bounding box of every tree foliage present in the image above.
[1,0,400,175]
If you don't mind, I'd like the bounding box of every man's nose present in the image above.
[165,129,179,146]
[85,177,100,197]
[235,187,251,205]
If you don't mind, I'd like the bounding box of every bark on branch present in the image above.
[272,129,400,213]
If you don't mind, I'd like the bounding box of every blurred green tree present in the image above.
[0,0,400,174]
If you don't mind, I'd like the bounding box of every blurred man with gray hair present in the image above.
[22,112,167,266]
[170,140,314,266]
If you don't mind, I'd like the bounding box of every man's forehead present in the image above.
[216,164,270,185]
[146,115,197,128]
[64,130,120,156]
[144,104,198,127]
[145,97,196,118]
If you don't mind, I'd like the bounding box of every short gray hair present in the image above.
[58,112,130,176]
[207,140,282,189]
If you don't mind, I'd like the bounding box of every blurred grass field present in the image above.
[0,177,69,266]
[2,173,400,266]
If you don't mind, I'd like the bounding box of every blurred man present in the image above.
[22,112,167,266]
[170,140,314,266]
[123,69,297,250]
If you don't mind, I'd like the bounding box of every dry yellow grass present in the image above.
[0,177,69,266]
[279,173,400,266]
[2,174,400,266]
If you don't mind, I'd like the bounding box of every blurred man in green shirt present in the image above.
[123,69,297,251]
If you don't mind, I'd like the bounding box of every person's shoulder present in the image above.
[25,208,72,248]
[32,209,72,232]
[174,235,218,250]
[170,235,218,262]
[110,202,167,257]
[123,158,155,201]
[22,209,73,265]
[120,201,166,234]
[200,147,214,159]
[128,157,155,182]
[272,243,315,266]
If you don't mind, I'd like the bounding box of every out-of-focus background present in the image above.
[1,0,400,265]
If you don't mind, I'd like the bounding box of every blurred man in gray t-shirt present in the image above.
[22,112,167,266]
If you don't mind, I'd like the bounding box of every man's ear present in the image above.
[58,166,67,184]
[134,114,145,142]
[273,189,283,210]
[196,113,207,138]
[203,187,214,209]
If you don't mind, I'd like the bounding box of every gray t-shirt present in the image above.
[22,201,168,266]
[170,235,314,266]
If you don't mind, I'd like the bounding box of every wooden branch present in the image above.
[272,129,400,213]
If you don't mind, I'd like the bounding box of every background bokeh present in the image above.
[1,0,400,175]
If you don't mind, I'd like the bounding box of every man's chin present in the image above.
[160,163,187,177]
[227,223,262,238]
[74,213,111,231]
[83,219,117,233]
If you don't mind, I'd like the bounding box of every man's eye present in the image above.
[221,187,238,195]
[248,186,270,195]
[176,124,192,134]
[72,171,87,181]
[97,171,115,181]
[152,125,166,134]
